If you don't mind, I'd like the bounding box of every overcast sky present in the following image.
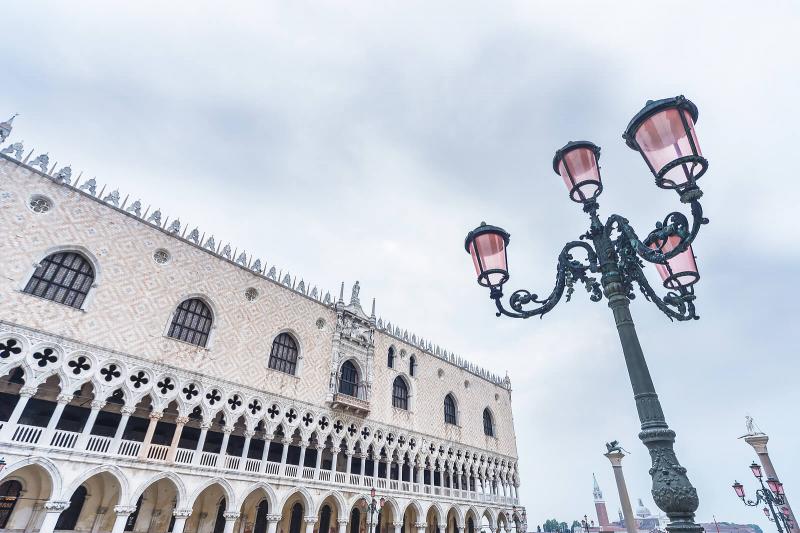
[4,1,799,530]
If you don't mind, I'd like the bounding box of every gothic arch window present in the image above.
[392,376,409,410]
[55,485,87,530]
[350,508,361,533]
[269,333,299,375]
[213,498,227,533]
[387,346,395,368]
[289,503,303,533]
[254,500,269,533]
[0,480,22,529]
[483,408,495,437]
[124,496,143,531]
[168,298,213,347]
[338,360,359,397]
[319,504,332,533]
[444,393,457,425]
[409,355,416,377]
[24,251,94,309]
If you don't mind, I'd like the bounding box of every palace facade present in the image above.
[0,135,525,533]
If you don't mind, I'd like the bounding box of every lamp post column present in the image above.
[590,218,701,533]
[604,449,637,533]
[745,433,797,533]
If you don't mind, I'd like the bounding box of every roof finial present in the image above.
[370,297,376,318]
[338,282,345,304]
[350,280,361,306]
[0,113,18,143]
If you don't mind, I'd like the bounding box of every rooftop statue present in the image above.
[1,141,24,159]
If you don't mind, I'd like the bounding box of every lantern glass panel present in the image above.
[733,482,745,498]
[557,147,601,202]
[635,108,702,188]
[751,463,764,478]
[768,479,780,493]
[764,508,771,517]
[469,232,509,287]
[650,235,699,289]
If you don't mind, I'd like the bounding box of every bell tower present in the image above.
[594,474,610,527]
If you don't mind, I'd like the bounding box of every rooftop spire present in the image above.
[593,473,603,501]
[0,113,18,143]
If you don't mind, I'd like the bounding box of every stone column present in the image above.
[373,457,380,483]
[240,430,255,471]
[304,517,318,533]
[279,439,290,474]
[345,451,353,476]
[111,406,135,453]
[314,445,324,479]
[414,522,426,533]
[169,509,191,533]
[331,450,340,473]
[78,400,107,449]
[0,386,37,439]
[266,515,282,533]
[192,422,211,465]
[338,518,350,533]
[167,416,189,462]
[416,464,423,486]
[218,425,234,466]
[393,522,403,533]
[298,444,308,475]
[43,394,73,443]
[261,436,273,473]
[223,512,240,533]
[604,450,636,533]
[137,411,163,459]
[39,501,70,533]
[110,505,137,533]
[745,432,797,533]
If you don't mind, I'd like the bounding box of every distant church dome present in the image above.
[636,498,653,519]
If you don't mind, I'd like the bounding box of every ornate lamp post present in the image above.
[364,488,384,533]
[581,515,594,533]
[465,96,708,533]
[733,463,794,533]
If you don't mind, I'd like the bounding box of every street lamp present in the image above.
[364,488,384,533]
[733,465,794,533]
[581,515,594,533]
[465,96,708,533]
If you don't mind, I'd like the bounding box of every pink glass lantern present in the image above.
[465,223,511,289]
[624,96,707,192]
[751,462,764,479]
[552,141,602,203]
[776,482,786,496]
[370,487,376,499]
[782,507,791,518]
[764,507,771,518]
[649,235,699,290]
[733,481,745,498]
[767,478,781,494]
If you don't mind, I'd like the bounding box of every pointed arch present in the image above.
[446,506,465,529]
[402,500,424,522]
[60,464,129,504]
[238,481,278,514]
[0,456,62,499]
[189,477,237,510]
[444,393,458,425]
[278,486,315,516]
[316,490,346,518]
[130,471,188,508]
[483,408,495,437]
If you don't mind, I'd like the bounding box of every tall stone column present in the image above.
[172,509,193,533]
[0,386,37,440]
[393,522,403,533]
[137,411,163,459]
[167,416,189,462]
[218,425,234,466]
[267,515,282,533]
[331,450,340,474]
[240,430,255,471]
[78,400,107,449]
[314,445,324,479]
[279,438,291,474]
[345,451,353,476]
[299,445,308,475]
[223,512,240,533]
[261,436,273,473]
[39,501,71,533]
[192,422,211,465]
[745,432,797,533]
[43,394,73,443]
[111,406,135,453]
[604,450,636,533]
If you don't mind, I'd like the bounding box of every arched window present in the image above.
[387,347,395,368]
[319,504,332,533]
[338,360,359,397]
[444,394,457,425]
[213,498,226,533]
[483,408,495,437]
[289,503,303,533]
[24,251,94,309]
[409,355,416,377]
[168,298,213,347]
[268,333,299,375]
[392,376,409,410]
[124,495,142,531]
[0,480,22,529]
[350,508,361,533]
[254,500,269,533]
[55,485,87,530]
[468,518,475,533]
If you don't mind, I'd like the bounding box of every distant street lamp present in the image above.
[465,96,708,533]
[364,487,384,533]
[733,463,793,533]
[581,515,594,533]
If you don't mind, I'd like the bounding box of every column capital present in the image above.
[392,522,404,528]
[267,514,283,523]
[19,386,38,397]
[244,430,255,439]
[200,422,212,430]
[414,523,427,529]
[90,400,107,410]
[223,425,236,434]
[175,416,190,426]
[744,434,770,454]
[338,519,351,526]
[223,511,240,521]
[173,509,193,518]
[304,516,318,525]
[604,450,625,467]
[56,394,74,405]
[149,411,164,420]
[113,505,138,516]
[121,406,136,416]
[44,500,71,512]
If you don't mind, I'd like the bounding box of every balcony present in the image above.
[0,420,520,508]
[330,378,370,416]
